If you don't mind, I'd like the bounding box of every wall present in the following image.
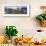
[0,0,46,41]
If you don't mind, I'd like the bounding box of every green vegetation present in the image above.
[5,26,18,39]
[36,14,46,21]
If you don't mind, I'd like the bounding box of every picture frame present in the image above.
[3,4,29,16]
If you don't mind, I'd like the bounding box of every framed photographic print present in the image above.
[3,4,29,16]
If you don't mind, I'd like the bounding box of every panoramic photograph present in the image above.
[5,6,27,14]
